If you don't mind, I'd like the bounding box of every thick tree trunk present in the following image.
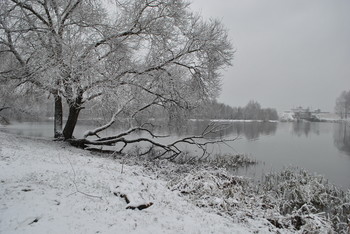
[63,104,81,139]
[54,94,63,138]
[62,89,84,140]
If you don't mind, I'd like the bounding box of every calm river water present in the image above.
[1,120,349,189]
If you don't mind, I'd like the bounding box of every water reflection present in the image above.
[170,121,278,140]
[333,122,350,156]
[291,121,321,137]
[237,122,277,140]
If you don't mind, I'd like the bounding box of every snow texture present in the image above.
[0,132,270,234]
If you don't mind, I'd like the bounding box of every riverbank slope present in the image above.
[0,132,276,234]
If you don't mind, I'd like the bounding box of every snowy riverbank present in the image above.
[0,132,274,234]
[0,131,347,233]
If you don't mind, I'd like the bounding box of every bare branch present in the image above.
[0,107,10,112]
[59,0,82,35]
[10,0,50,27]
[82,98,133,138]
[71,121,237,161]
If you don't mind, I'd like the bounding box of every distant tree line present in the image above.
[0,85,52,122]
[0,93,278,123]
[190,100,278,121]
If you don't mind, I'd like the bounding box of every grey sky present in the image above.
[190,0,350,112]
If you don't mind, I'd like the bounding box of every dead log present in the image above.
[113,192,130,204]
[126,202,154,210]
[70,121,237,160]
[67,103,237,160]
[113,191,153,210]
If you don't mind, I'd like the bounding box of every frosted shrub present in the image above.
[261,168,350,233]
[168,169,251,219]
[168,167,344,232]
[201,154,257,168]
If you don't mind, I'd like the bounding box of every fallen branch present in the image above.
[113,191,154,210]
[83,105,127,138]
[126,203,154,210]
[69,121,237,160]
[69,105,237,159]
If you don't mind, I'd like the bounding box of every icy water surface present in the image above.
[1,120,350,189]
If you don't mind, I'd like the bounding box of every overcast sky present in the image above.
[190,0,350,112]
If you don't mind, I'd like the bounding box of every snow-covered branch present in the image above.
[71,117,236,160]
[82,104,128,139]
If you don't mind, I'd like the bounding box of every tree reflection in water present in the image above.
[333,122,350,156]
[290,121,323,137]
[175,121,278,140]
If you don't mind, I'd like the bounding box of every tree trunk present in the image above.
[63,90,84,140]
[63,104,82,139]
[54,94,63,138]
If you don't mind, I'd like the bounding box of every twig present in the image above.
[65,157,103,200]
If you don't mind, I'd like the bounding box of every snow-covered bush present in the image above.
[168,169,247,209]
[200,154,257,168]
[260,168,350,233]
[168,168,342,233]
[167,168,257,224]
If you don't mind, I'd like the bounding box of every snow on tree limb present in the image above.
[1,0,234,139]
[82,100,131,139]
[72,117,237,160]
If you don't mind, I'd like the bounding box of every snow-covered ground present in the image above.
[0,131,276,234]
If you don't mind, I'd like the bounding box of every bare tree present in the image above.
[243,100,261,120]
[0,0,234,155]
[335,90,350,119]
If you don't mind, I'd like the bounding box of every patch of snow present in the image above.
[0,132,267,234]
[2,131,339,233]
